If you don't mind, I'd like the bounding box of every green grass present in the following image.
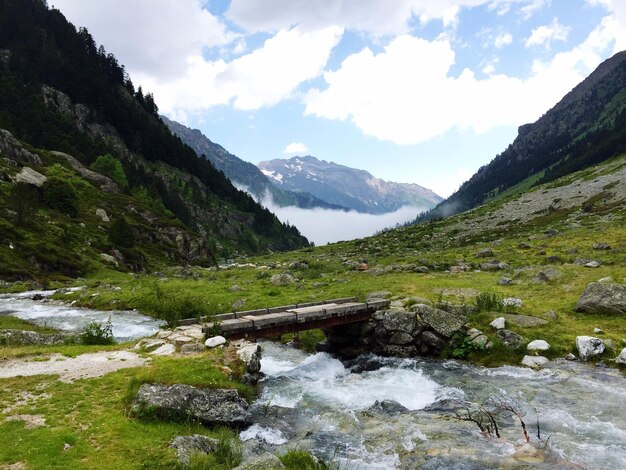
[0,316,58,334]
[0,349,253,469]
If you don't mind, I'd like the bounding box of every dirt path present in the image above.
[0,351,148,382]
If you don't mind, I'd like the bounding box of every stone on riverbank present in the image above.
[521,355,549,369]
[527,340,550,352]
[132,383,252,428]
[0,329,78,346]
[576,336,605,361]
[616,347,626,365]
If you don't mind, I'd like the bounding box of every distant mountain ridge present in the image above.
[424,50,626,220]
[162,117,347,211]
[258,155,443,214]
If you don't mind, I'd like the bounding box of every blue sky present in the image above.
[52,0,625,198]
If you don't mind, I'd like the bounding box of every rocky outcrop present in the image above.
[15,167,46,187]
[50,151,120,194]
[324,306,468,358]
[132,383,252,428]
[0,129,42,165]
[575,283,626,315]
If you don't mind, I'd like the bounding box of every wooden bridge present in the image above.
[179,297,390,340]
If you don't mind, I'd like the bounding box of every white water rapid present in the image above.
[241,340,626,469]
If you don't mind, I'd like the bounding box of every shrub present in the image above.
[280,450,327,469]
[9,181,39,226]
[90,154,128,188]
[42,177,79,217]
[109,216,135,248]
[475,292,502,312]
[81,318,115,345]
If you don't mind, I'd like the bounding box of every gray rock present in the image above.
[476,248,494,258]
[232,298,247,310]
[205,336,226,348]
[414,304,468,337]
[95,208,110,223]
[99,253,119,267]
[233,452,285,470]
[375,343,417,358]
[419,331,447,351]
[179,343,206,355]
[490,317,505,330]
[471,334,491,348]
[0,129,42,165]
[496,329,524,349]
[15,167,47,187]
[565,353,578,361]
[575,282,626,315]
[502,314,549,327]
[149,343,176,356]
[270,273,295,286]
[616,347,626,365]
[498,277,513,286]
[585,261,601,268]
[132,383,252,428]
[229,285,243,292]
[527,339,550,351]
[518,242,532,249]
[466,328,483,340]
[593,242,611,250]
[170,434,219,468]
[388,331,414,345]
[369,399,409,415]
[380,310,416,334]
[480,260,510,271]
[536,268,561,283]
[521,355,549,369]
[576,336,605,361]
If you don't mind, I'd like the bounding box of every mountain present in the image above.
[425,50,626,220]
[257,156,443,214]
[0,0,308,279]
[162,116,347,211]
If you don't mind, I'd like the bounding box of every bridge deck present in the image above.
[188,297,390,340]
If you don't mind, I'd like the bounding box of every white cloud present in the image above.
[494,32,513,48]
[263,197,421,245]
[51,0,235,79]
[304,18,615,145]
[432,167,474,198]
[283,142,309,155]
[525,18,571,47]
[593,0,626,53]
[140,26,343,115]
[227,0,493,35]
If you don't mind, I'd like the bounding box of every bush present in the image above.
[81,318,115,345]
[42,177,79,217]
[109,216,135,248]
[475,292,502,312]
[280,450,327,469]
[90,154,128,188]
[9,181,39,226]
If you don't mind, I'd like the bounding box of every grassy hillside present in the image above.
[16,151,624,362]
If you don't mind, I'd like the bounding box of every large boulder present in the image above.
[575,283,626,315]
[414,304,468,337]
[0,129,42,165]
[132,383,252,428]
[270,273,296,287]
[380,310,417,334]
[576,336,605,361]
[15,167,47,187]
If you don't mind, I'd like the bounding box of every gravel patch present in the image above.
[0,351,148,382]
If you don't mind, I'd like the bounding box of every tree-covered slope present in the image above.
[423,50,626,220]
[0,0,308,278]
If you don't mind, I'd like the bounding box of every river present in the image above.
[0,289,165,341]
[242,340,626,469]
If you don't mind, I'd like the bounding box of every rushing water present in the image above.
[242,341,626,469]
[0,290,165,341]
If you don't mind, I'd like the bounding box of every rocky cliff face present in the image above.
[427,51,626,220]
[258,156,443,214]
